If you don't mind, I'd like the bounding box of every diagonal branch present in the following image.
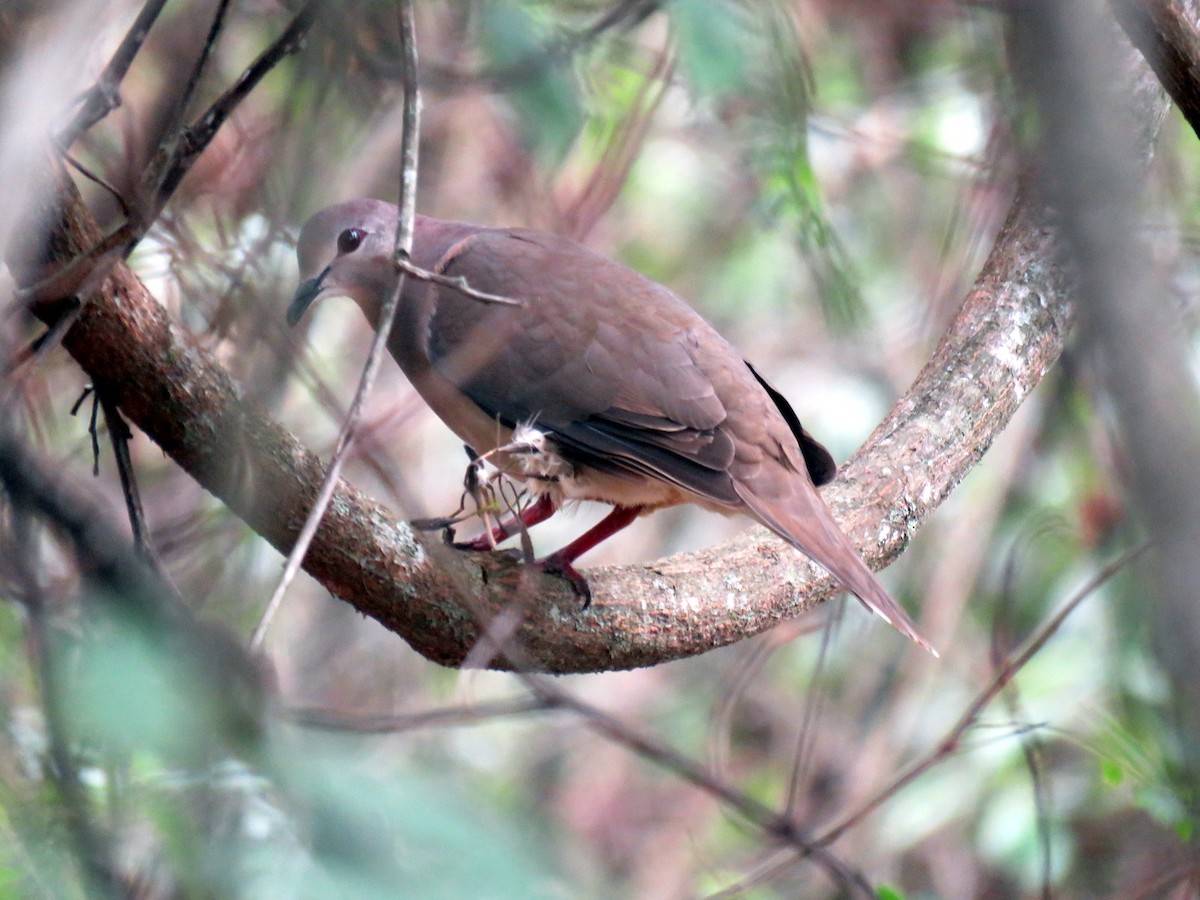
[145,0,317,216]
[56,0,170,148]
[7,12,1170,675]
[10,161,1077,674]
[1112,0,1200,139]
[250,0,421,649]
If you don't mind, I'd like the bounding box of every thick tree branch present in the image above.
[10,162,1068,673]
[1112,0,1200,139]
[7,19,1168,674]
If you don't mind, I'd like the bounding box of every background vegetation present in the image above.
[1,0,1198,896]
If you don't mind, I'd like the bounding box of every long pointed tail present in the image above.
[734,481,937,656]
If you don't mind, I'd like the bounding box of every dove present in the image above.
[289,199,932,653]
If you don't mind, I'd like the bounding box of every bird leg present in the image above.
[438,429,640,603]
[535,505,642,607]
[416,443,543,545]
[453,492,557,552]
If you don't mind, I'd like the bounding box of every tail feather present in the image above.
[734,481,937,657]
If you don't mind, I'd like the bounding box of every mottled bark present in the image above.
[1113,0,1200,139]
[10,163,1074,673]
[11,5,1178,672]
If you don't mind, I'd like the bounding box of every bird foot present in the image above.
[451,534,493,552]
[443,533,527,564]
[411,515,462,533]
[411,507,480,545]
[533,552,592,608]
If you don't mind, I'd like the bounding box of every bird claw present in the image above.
[450,534,494,552]
[410,515,461,532]
[411,505,481,546]
[451,540,524,563]
[534,553,593,608]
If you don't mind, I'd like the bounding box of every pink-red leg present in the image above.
[455,493,557,551]
[536,505,643,607]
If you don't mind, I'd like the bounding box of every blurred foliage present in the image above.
[2,0,1200,898]
[477,0,585,164]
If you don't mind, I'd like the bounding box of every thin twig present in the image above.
[69,386,101,476]
[395,257,523,307]
[250,0,418,650]
[784,604,840,818]
[460,598,535,672]
[62,153,132,217]
[146,0,233,199]
[179,0,233,124]
[56,0,170,147]
[1014,704,1051,900]
[516,673,875,898]
[287,696,557,733]
[814,542,1149,849]
[392,0,420,267]
[704,848,807,900]
[148,0,317,215]
[98,393,145,548]
[14,232,126,308]
[994,532,1056,900]
[97,390,173,587]
[562,43,672,240]
[708,637,776,782]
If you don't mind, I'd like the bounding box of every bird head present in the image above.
[288,198,401,326]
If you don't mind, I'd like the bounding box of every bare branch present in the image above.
[288,697,556,733]
[814,543,1148,848]
[396,257,524,307]
[97,389,172,583]
[5,16,1167,674]
[250,0,419,650]
[3,158,1111,673]
[56,0,170,148]
[1112,0,1200,140]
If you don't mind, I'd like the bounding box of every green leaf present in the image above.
[670,0,749,98]
[1100,758,1125,787]
[270,745,564,900]
[478,1,584,164]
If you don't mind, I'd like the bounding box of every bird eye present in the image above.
[336,227,365,255]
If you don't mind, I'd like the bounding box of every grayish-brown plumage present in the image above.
[289,198,933,654]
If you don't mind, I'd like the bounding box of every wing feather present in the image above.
[424,227,789,506]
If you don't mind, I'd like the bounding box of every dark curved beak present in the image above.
[287,266,329,326]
